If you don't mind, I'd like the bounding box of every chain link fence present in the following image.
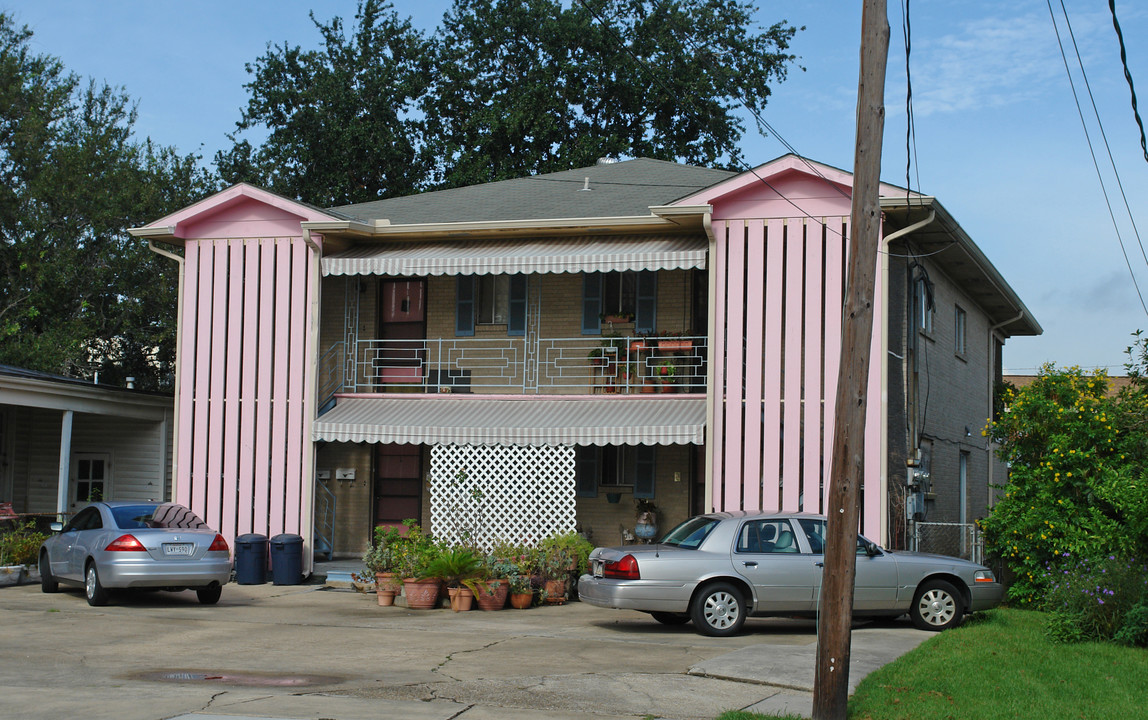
[911,521,983,565]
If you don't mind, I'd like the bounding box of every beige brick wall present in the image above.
[314,442,374,558]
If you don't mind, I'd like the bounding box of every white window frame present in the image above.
[915,277,934,334]
[72,452,112,509]
[476,274,510,325]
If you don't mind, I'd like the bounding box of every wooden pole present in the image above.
[812,1,889,718]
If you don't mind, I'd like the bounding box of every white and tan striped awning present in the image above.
[321,235,707,277]
[313,396,706,446]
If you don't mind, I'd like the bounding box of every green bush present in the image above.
[1114,589,1148,647]
[0,521,48,567]
[981,361,1148,605]
[1042,553,1148,643]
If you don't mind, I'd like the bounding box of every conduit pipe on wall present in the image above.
[147,240,185,488]
[879,209,934,544]
[985,309,1025,510]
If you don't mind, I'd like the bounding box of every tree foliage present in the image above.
[216,0,432,206]
[981,353,1148,605]
[218,0,799,200]
[0,14,215,390]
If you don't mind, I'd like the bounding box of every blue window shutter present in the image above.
[633,446,656,499]
[576,446,600,498]
[582,273,602,335]
[635,271,657,333]
[508,274,528,336]
[456,276,475,336]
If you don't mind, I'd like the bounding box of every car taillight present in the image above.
[604,554,640,580]
[208,534,229,552]
[105,534,146,552]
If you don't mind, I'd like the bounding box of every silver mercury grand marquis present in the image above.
[578,511,1003,636]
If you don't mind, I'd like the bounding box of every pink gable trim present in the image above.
[675,154,920,220]
[142,183,337,239]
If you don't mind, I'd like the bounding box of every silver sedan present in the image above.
[39,501,232,606]
[578,511,1003,636]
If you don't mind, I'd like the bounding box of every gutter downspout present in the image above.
[879,210,934,546]
[301,229,322,575]
[986,309,1024,511]
[702,212,718,512]
[147,240,184,499]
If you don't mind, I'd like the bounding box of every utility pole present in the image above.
[812,0,889,719]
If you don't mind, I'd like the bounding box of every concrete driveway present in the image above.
[0,581,928,720]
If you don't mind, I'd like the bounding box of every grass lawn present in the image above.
[716,608,1147,720]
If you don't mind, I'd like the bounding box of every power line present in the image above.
[1045,0,1148,318]
[1108,0,1148,164]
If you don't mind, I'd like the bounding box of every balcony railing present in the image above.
[319,335,707,398]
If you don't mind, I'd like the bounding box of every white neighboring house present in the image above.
[0,365,174,519]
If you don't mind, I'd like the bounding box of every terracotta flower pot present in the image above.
[476,578,509,611]
[510,591,533,609]
[403,578,442,609]
[543,579,567,604]
[448,586,474,612]
[375,572,401,606]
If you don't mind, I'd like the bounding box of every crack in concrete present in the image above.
[431,636,509,681]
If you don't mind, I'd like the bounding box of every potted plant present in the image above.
[361,524,404,606]
[654,359,677,392]
[475,556,517,611]
[657,333,693,351]
[424,547,486,612]
[507,573,534,609]
[599,311,634,324]
[0,520,48,587]
[394,521,443,609]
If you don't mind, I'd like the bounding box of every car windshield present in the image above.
[659,516,719,549]
[111,503,209,530]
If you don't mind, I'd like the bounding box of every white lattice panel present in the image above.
[430,444,576,548]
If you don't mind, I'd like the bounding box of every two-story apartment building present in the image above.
[129,155,1039,571]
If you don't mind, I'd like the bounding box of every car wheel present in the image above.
[85,562,109,607]
[911,579,964,631]
[196,585,222,605]
[651,611,690,626]
[690,582,746,637]
[40,550,59,593]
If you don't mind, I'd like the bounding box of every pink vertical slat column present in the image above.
[742,220,766,511]
[803,221,825,512]
[723,220,746,511]
[191,242,214,521]
[253,239,275,535]
[268,239,292,535]
[710,222,728,511]
[781,219,804,511]
[237,240,260,536]
[283,240,308,536]
[821,218,847,514]
[763,219,785,510]
[206,240,229,530]
[220,240,244,545]
[175,242,199,509]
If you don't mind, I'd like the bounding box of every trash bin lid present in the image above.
[236,533,268,543]
[269,533,303,546]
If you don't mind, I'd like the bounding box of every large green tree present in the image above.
[215,0,432,206]
[425,0,799,188]
[0,14,215,390]
[217,0,799,200]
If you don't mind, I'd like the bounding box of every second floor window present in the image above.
[955,305,967,355]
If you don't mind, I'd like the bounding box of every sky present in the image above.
[5,0,1148,375]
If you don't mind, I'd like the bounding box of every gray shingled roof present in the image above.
[329,158,736,224]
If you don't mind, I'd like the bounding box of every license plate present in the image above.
[163,543,194,556]
[593,560,604,576]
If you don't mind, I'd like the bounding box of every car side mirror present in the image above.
[50,522,64,533]
[865,541,881,557]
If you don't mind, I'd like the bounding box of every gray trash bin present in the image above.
[269,533,304,585]
[235,534,268,585]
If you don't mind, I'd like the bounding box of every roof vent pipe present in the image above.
[596,157,619,164]
[126,376,136,390]
[578,177,591,192]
